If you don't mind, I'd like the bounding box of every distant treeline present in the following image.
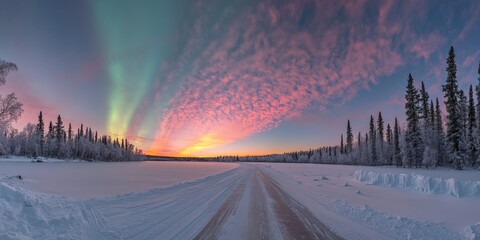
[0,111,143,161]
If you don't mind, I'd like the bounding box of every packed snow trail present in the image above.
[195,165,341,239]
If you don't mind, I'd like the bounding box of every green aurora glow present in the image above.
[90,1,178,141]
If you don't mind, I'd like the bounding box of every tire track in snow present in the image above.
[194,175,247,239]
[247,170,271,239]
[195,165,342,239]
[257,167,342,240]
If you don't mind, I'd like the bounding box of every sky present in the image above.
[0,0,479,157]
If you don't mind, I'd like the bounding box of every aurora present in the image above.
[89,1,180,148]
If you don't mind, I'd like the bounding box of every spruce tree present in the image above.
[346,120,353,155]
[48,121,54,139]
[442,46,462,169]
[467,85,477,165]
[386,123,393,165]
[430,100,435,128]
[340,134,344,154]
[377,112,384,157]
[68,123,72,141]
[369,115,377,165]
[435,98,446,166]
[47,121,54,156]
[458,90,468,165]
[365,133,369,163]
[477,62,480,127]
[55,115,64,156]
[357,132,362,164]
[88,128,93,142]
[393,117,402,167]
[476,62,480,167]
[405,74,422,168]
[36,111,44,155]
[55,115,64,143]
[419,81,430,126]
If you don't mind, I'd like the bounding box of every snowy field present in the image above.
[0,157,237,199]
[1,158,479,239]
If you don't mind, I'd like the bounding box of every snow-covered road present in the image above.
[88,164,340,239]
[195,165,340,239]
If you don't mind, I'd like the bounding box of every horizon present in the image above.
[1,0,479,157]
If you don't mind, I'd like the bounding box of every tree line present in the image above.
[0,59,142,161]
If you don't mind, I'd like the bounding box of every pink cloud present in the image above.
[149,1,405,156]
[409,33,445,60]
[462,50,480,67]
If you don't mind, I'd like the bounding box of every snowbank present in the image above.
[0,183,82,239]
[0,182,117,239]
[354,170,480,198]
[329,199,466,240]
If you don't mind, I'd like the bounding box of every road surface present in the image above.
[194,165,341,240]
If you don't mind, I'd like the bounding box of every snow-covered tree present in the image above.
[457,89,468,167]
[340,134,344,154]
[369,115,377,165]
[0,59,23,128]
[385,123,393,165]
[419,81,430,127]
[45,121,53,156]
[442,47,463,169]
[0,59,17,85]
[36,111,44,155]
[476,62,480,167]
[346,120,353,155]
[405,74,422,168]
[377,112,384,163]
[435,98,447,166]
[22,123,38,157]
[419,81,436,167]
[55,115,66,157]
[422,99,438,168]
[393,117,402,167]
[430,100,435,129]
[356,132,362,165]
[467,85,477,166]
[68,123,72,141]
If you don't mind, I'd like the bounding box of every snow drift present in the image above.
[354,170,480,198]
[0,183,117,239]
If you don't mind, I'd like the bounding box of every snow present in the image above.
[0,182,118,239]
[1,159,479,239]
[0,157,238,199]
[0,159,240,239]
[354,169,480,198]
[253,163,480,239]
